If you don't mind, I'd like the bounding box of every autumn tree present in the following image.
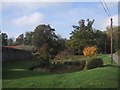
[83,46,96,57]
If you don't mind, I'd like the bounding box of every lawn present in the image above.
[2,54,119,88]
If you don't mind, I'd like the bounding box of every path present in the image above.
[113,54,120,65]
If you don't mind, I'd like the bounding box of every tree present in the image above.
[15,34,24,45]
[106,26,120,52]
[8,38,14,46]
[83,46,96,57]
[73,19,95,31]
[67,19,111,54]
[24,31,34,45]
[32,24,66,59]
[94,30,111,54]
[66,19,96,55]
[32,24,57,48]
[1,33,8,46]
[114,26,120,50]
[37,43,49,59]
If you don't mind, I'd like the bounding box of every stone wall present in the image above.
[2,47,32,62]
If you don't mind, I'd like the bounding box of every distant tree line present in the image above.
[1,19,120,56]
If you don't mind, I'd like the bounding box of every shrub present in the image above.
[39,57,50,67]
[54,49,74,61]
[29,65,38,70]
[85,58,103,69]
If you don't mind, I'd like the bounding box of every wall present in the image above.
[2,47,32,62]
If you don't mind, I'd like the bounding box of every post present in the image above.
[110,18,113,63]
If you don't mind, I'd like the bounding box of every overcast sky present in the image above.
[1,1,119,39]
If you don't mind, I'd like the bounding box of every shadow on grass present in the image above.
[103,64,119,68]
[3,63,120,80]
[3,68,85,80]
[2,70,56,80]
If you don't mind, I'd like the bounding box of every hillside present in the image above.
[2,54,119,88]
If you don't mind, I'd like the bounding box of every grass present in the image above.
[2,54,119,88]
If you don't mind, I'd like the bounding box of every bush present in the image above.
[29,65,38,70]
[85,58,103,69]
[39,57,50,67]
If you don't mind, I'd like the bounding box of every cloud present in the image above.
[12,12,44,26]
[111,14,118,26]
[96,14,118,31]
[2,2,118,39]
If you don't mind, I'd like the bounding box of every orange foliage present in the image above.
[83,46,96,57]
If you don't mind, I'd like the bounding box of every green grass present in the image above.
[2,54,119,88]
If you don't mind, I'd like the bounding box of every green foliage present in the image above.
[106,26,120,52]
[15,34,24,45]
[1,33,8,46]
[85,58,103,69]
[112,26,120,51]
[32,24,66,59]
[32,24,56,48]
[8,38,14,46]
[24,31,34,45]
[67,19,111,54]
[67,29,96,55]
[39,58,50,67]
[94,30,111,53]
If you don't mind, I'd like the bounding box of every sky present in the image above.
[0,0,119,39]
